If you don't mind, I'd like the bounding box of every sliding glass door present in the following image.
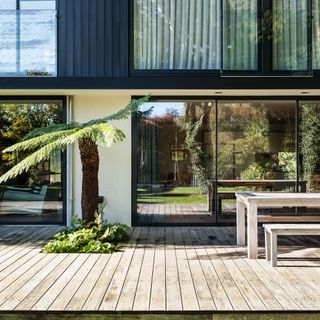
[0,99,65,224]
[135,98,320,226]
[300,102,320,192]
[136,100,216,224]
[217,100,296,223]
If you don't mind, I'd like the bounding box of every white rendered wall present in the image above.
[72,94,132,226]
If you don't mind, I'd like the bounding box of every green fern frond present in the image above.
[3,129,79,153]
[0,124,124,183]
[0,140,67,183]
[23,122,79,140]
[0,96,149,183]
[83,96,150,126]
[92,124,126,147]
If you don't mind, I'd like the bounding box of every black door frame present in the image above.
[132,95,320,227]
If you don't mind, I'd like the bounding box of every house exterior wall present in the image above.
[2,89,320,226]
[57,0,128,78]
[72,93,132,225]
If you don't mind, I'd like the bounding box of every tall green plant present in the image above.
[184,104,209,194]
[301,104,320,192]
[0,96,149,221]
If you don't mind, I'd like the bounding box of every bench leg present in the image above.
[271,233,278,267]
[265,230,271,261]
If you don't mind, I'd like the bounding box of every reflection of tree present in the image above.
[184,103,209,194]
[301,104,320,192]
[219,103,296,182]
[219,104,271,179]
[0,103,63,184]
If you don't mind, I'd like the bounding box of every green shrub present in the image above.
[240,162,281,181]
[44,211,128,254]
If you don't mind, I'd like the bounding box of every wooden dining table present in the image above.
[207,179,307,212]
[235,192,320,259]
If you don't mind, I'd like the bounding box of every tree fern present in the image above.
[0,96,149,221]
[0,123,125,184]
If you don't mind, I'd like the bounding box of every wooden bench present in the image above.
[258,215,320,223]
[264,224,320,267]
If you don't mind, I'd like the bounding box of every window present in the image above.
[134,0,259,71]
[313,0,320,69]
[0,99,65,224]
[0,0,57,76]
[135,98,320,226]
[272,0,308,71]
[134,0,221,70]
[134,0,320,73]
[0,0,56,10]
[20,0,56,10]
[223,0,258,70]
[0,0,16,9]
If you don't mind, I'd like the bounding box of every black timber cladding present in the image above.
[57,0,128,77]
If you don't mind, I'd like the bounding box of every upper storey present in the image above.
[1,0,320,89]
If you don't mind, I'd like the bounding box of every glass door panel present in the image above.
[217,100,296,223]
[0,100,64,224]
[300,101,320,193]
[137,100,216,225]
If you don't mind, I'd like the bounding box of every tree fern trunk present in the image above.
[78,138,99,221]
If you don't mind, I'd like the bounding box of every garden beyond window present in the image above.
[135,99,320,225]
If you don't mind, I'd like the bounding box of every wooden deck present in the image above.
[0,225,319,312]
[137,204,218,224]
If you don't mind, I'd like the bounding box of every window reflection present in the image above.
[0,101,64,224]
[137,101,216,224]
[136,99,312,225]
[217,101,296,222]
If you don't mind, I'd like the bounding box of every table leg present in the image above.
[236,200,246,246]
[247,203,258,259]
[271,233,278,267]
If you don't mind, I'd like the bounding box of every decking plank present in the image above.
[172,227,199,311]
[15,254,78,310]
[200,228,250,311]
[65,254,111,310]
[188,228,233,311]
[0,251,48,294]
[0,226,58,273]
[32,254,89,310]
[0,253,56,308]
[220,227,301,311]
[218,227,285,310]
[149,227,166,311]
[82,250,122,310]
[0,226,318,312]
[132,227,157,310]
[264,235,320,309]
[98,227,142,310]
[165,227,183,311]
[49,254,100,310]
[0,254,67,310]
[114,228,147,311]
[181,227,215,310]
[116,238,145,310]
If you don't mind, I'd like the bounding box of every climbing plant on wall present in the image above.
[300,103,320,192]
